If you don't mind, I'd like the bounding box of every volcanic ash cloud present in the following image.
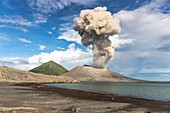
[74,7,121,68]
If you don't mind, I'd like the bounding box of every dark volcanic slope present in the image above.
[30,61,68,76]
[62,66,145,82]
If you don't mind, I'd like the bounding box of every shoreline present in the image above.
[43,84,170,102]
[18,82,170,111]
[44,82,170,102]
[1,82,170,112]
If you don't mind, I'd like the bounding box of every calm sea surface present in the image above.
[46,82,170,101]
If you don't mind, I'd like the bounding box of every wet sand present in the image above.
[0,82,170,113]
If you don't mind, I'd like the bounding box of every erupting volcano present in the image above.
[74,7,121,68]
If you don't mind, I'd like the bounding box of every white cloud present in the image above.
[39,45,46,50]
[109,34,135,48]
[0,15,33,26]
[58,22,78,41]
[29,43,92,70]
[0,44,92,70]
[108,0,170,76]
[58,29,81,44]
[0,57,37,71]
[18,38,32,43]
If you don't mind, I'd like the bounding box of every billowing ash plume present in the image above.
[74,7,121,68]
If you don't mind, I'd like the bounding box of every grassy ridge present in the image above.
[30,61,68,76]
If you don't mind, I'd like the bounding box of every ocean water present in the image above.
[46,82,170,101]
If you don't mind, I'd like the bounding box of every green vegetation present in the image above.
[30,61,68,76]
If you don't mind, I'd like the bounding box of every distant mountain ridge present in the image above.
[0,65,146,83]
[30,61,68,76]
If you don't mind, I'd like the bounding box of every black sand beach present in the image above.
[1,82,170,113]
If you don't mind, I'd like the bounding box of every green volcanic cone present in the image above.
[30,61,68,76]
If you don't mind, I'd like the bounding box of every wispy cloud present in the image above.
[27,0,69,14]
[0,33,9,41]
[59,14,78,21]
[0,15,33,26]
[15,27,28,33]
[33,13,47,23]
[18,38,32,43]
[51,27,56,31]
[27,0,97,24]
[58,22,73,31]
[57,47,65,50]
[0,25,28,32]
[47,31,52,34]
[39,45,46,50]
[27,0,98,14]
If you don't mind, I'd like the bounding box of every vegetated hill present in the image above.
[0,66,73,83]
[30,61,68,76]
[62,66,146,82]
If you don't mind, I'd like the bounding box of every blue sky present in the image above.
[0,0,170,81]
